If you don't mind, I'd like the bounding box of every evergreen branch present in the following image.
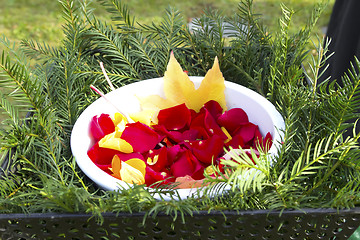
[0,91,19,126]
[146,199,197,224]
[304,133,360,196]
[87,19,141,79]
[332,58,360,135]
[128,34,163,77]
[97,0,135,29]
[20,39,61,60]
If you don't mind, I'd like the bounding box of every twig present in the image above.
[100,62,115,91]
[90,85,134,123]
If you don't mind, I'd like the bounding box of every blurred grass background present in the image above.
[0,0,334,48]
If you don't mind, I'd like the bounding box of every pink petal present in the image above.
[157,103,191,131]
[89,114,115,142]
[217,108,249,134]
[121,122,162,153]
[174,176,205,189]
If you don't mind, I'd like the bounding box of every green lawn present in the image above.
[0,0,334,48]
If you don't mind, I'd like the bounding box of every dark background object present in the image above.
[320,0,360,84]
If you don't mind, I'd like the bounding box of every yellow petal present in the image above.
[112,112,128,132]
[125,159,146,176]
[136,55,226,114]
[136,95,176,125]
[138,94,176,111]
[98,132,133,153]
[120,159,146,184]
[163,52,196,106]
[111,155,122,179]
[129,109,158,126]
[112,112,125,125]
[190,57,226,111]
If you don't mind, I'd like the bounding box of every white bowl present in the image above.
[70,77,285,200]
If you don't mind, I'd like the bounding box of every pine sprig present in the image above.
[0,0,360,222]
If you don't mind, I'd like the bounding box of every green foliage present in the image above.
[0,0,359,223]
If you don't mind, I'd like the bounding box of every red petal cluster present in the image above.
[87,100,273,188]
[89,114,115,142]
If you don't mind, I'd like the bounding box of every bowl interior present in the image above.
[70,77,285,200]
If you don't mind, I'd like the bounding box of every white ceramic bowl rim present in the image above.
[70,76,285,200]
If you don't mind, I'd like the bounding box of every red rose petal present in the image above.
[190,112,210,139]
[87,142,120,165]
[152,124,183,143]
[264,132,273,151]
[166,145,183,166]
[203,109,227,139]
[200,100,223,120]
[189,152,206,180]
[121,122,162,153]
[225,134,245,149]
[188,135,224,164]
[89,114,115,142]
[171,150,195,178]
[115,152,145,161]
[146,146,168,172]
[190,109,226,139]
[157,103,191,131]
[253,130,273,152]
[94,163,111,171]
[145,166,173,187]
[171,150,206,180]
[235,122,258,144]
[217,108,249,134]
[180,129,200,142]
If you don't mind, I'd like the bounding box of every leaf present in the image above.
[189,57,226,111]
[137,53,226,119]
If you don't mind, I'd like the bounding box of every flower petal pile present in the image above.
[87,100,272,187]
[86,55,273,188]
